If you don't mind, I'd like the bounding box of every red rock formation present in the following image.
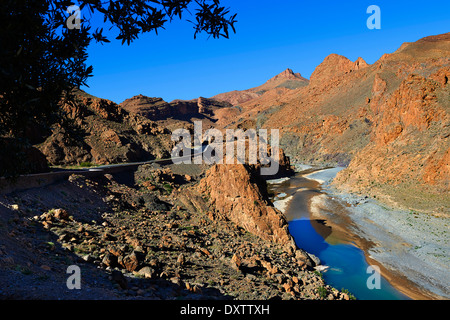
[265,68,308,83]
[38,90,173,166]
[310,54,368,84]
[198,164,295,248]
[211,90,260,106]
[212,32,450,214]
[211,68,309,107]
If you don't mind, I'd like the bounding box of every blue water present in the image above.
[289,218,410,300]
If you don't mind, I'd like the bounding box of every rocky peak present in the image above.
[310,54,368,83]
[198,163,296,249]
[119,94,169,119]
[121,95,166,106]
[267,68,307,83]
[354,57,369,70]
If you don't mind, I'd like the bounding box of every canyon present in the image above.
[212,33,450,216]
[1,32,448,300]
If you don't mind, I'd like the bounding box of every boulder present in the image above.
[198,164,295,248]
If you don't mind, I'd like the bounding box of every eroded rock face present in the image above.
[211,90,260,106]
[211,68,309,106]
[310,54,368,84]
[118,95,168,119]
[213,33,449,214]
[333,67,450,213]
[38,91,173,166]
[38,126,92,165]
[266,68,308,83]
[198,164,295,248]
[120,94,232,121]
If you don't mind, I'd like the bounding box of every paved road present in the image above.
[0,155,193,195]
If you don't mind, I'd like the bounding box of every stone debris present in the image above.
[0,164,345,300]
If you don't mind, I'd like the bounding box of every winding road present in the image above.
[0,155,193,195]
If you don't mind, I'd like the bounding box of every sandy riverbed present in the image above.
[300,166,449,299]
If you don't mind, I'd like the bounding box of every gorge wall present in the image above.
[217,33,449,215]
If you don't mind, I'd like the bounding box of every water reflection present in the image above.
[268,172,410,300]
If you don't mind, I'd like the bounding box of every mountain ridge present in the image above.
[211,68,309,106]
[212,32,450,215]
[36,32,450,215]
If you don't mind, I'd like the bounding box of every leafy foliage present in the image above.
[0,0,92,137]
[0,0,237,176]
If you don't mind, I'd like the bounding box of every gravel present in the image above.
[301,166,450,299]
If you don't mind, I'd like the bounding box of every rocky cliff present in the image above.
[211,68,309,107]
[215,33,450,215]
[119,94,234,133]
[37,90,173,166]
[197,162,319,272]
[36,33,450,215]
[333,68,450,214]
[198,164,295,247]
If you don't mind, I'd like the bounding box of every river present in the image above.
[268,169,411,300]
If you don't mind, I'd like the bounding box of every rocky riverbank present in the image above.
[299,166,449,299]
[0,163,348,300]
[323,188,450,299]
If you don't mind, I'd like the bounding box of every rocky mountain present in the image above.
[120,95,233,120]
[4,31,448,302]
[0,159,347,299]
[211,68,309,107]
[267,68,307,82]
[37,90,174,166]
[258,68,309,91]
[215,33,450,215]
[119,94,233,132]
[198,163,295,247]
[33,33,450,215]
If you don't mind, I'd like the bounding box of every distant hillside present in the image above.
[211,68,309,106]
[37,33,450,214]
[119,95,233,132]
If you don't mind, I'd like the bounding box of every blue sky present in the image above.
[81,0,450,103]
